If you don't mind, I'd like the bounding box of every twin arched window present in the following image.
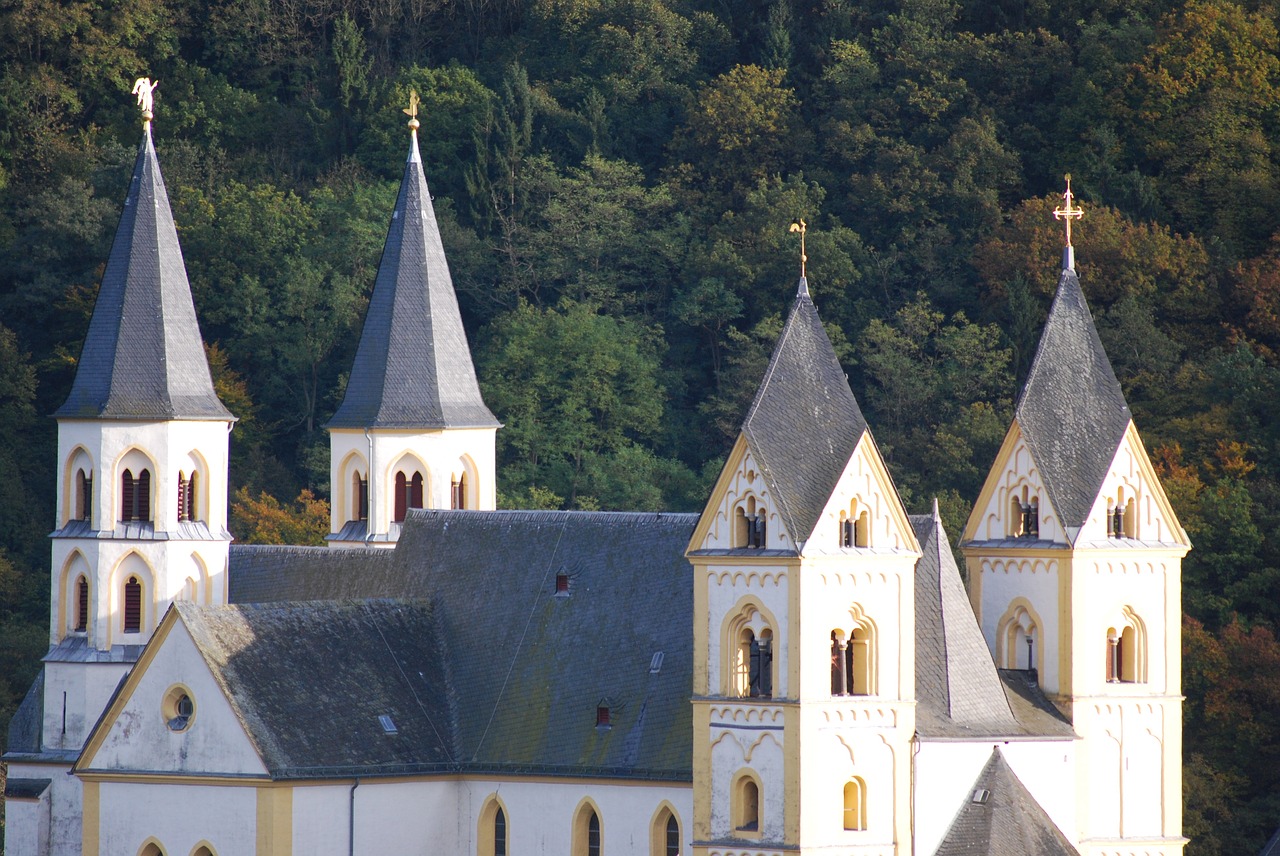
[830,626,874,696]
[839,500,870,547]
[1108,489,1137,538]
[120,469,152,523]
[1106,611,1146,683]
[1008,487,1040,538]
[393,470,424,522]
[734,497,767,548]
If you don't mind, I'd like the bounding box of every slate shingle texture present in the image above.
[226,510,696,780]
[54,128,231,422]
[1014,267,1130,537]
[741,279,868,544]
[933,748,1080,855]
[327,133,498,429]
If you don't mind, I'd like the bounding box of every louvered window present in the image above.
[123,576,142,633]
[410,472,423,510]
[137,469,151,521]
[394,472,408,522]
[177,473,186,521]
[76,576,89,632]
[185,473,196,521]
[359,478,368,521]
[121,470,135,521]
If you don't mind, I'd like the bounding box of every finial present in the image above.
[404,90,421,131]
[1053,173,1083,271]
[132,77,158,130]
[932,496,941,521]
[789,219,807,278]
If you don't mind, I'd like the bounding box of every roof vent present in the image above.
[378,714,398,734]
[555,570,570,597]
[971,788,990,804]
[649,652,664,674]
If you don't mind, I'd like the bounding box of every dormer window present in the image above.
[120,469,151,523]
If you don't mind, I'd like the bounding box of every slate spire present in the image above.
[739,279,867,542]
[56,124,230,421]
[328,118,498,429]
[1014,263,1130,538]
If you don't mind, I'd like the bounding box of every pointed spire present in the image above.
[913,513,1019,732]
[328,104,498,430]
[740,283,866,542]
[1015,267,1129,537]
[56,122,230,421]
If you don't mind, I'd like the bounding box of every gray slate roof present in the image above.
[224,510,696,780]
[177,599,455,777]
[3,779,51,800]
[327,132,498,429]
[934,748,1080,855]
[741,279,868,544]
[55,127,230,422]
[5,669,43,754]
[1014,267,1129,538]
[913,512,1021,737]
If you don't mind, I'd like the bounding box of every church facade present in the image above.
[3,105,1190,856]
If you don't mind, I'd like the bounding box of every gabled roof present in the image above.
[740,279,868,543]
[327,131,498,429]
[934,748,1080,855]
[55,127,231,421]
[226,510,696,780]
[1015,267,1129,535]
[176,599,455,777]
[912,511,1020,737]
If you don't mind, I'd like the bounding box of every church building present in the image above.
[3,96,1190,856]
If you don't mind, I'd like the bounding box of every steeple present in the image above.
[55,121,230,421]
[327,103,497,430]
[738,283,867,543]
[1014,266,1129,536]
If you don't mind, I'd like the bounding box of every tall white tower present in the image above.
[687,277,921,855]
[962,193,1189,854]
[326,105,499,547]
[4,102,234,855]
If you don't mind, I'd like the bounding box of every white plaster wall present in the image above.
[977,557,1061,693]
[914,740,1077,855]
[709,714,785,842]
[705,565,789,698]
[329,427,497,538]
[801,556,913,702]
[1078,433,1180,544]
[1074,558,1171,696]
[1076,700,1171,843]
[96,781,258,856]
[87,623,266,777]
[699,446,793,551]
[970,433,1063,543]
[799,715,897,848]
[2,787,51,856]
[57,420,231,535]
[807,435,915,552]
[41,661,130,752]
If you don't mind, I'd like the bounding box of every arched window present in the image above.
[832,608,876,696]
[452,473,467,509]
[726,605,776,698]
[1106,609,1147,684]
[121,468,152,522]
[1009,487,1040,538]
[139,842,166,856]
[733,496,766,548]
[839,501,871,547]
[650,806,680,856]
[1002,607,1038,671]
[76,469,92,522]
[353,471,368,521]
[572,803,603,856]
[394,469,426,522]
[123,575,142,633]
[1108,488,1137,538]
[478,797,508,856]
[843,777,867,831]
[191,847,215,856]
[75,575,89,632]
[733,774,761,834]
[177,472,197,522]
[831,630,847,695]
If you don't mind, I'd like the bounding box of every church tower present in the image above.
[326,100,499,547]
[687,268,921,855]
[5,88,234,854]
[961,181,1189,854]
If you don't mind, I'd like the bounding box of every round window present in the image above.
[162,685,195,732]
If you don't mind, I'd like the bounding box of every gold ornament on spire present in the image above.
[789,219,808,278]
[1053,174,1083,248]
[404,90,421,131]
[132,77,159,127]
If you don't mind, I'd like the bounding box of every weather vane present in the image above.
[132,77,158,128]
[1053,174,1083,248]
[404,90,421,132]
[789,219,807,278]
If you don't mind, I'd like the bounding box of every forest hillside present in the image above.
[1,0,1279,851]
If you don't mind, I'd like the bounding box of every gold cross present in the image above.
[789,219,807,278]
[1053,174,1083,247]
[404,90,421,130]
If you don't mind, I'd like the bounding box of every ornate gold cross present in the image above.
[1053,174,1083,247]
